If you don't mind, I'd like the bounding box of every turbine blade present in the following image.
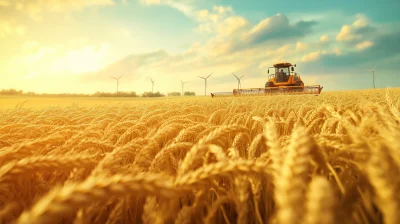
[239,75,245,79]
[198,76,205,79]
[206,72,213,79]
[373,65,376,71]
[232,73,239,79]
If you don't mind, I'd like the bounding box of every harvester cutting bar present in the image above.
[210,92,233,97]
[210,89,265,97]
[210,85,323,97]
[262,85,323,96]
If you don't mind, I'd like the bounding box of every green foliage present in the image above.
[0,88,197,98]
[0,89,24,95]
[0,89,139,97]
[184,91,196,96]
[141,91,165,97]
[168,92,181,96]
[93,91,138,97]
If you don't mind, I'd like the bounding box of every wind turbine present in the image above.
[365,65,376,89]
[150,77,155,93]
[181,80,188,96]
[232,73,245,89]
[110,76,122,94]
[198,73,213,96]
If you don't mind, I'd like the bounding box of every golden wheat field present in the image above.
[0,88,399,224]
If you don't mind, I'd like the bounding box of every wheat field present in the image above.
[0,88,399,224]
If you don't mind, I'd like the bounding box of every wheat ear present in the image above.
[0,155,99,185]
[274,125,312,224]
[304,176,337,224]
[366,143,400,224]
[16,174,177,224]
[175,159,272,188]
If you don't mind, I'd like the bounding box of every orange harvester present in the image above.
[211,62,323,97]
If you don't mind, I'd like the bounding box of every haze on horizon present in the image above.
[1,0,399,95]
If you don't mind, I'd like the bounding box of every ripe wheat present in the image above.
[0,88,399,224]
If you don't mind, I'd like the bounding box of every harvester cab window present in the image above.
[275,67,289,82]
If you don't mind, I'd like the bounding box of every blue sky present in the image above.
[0,0,399,94]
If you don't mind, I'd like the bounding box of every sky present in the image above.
[0,0,399,95]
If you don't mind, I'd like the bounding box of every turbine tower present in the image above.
[110,76,122,94]
[365,65,376,89]
[181,80,188,96]
[150,77,155,93]
[232,73,245,89]
[198,72,213,96]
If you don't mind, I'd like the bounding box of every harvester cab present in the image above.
[210,62,323,97]
[265,63,303,87]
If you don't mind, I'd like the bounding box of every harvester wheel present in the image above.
[295,81,304,86]
[265,82,274,88]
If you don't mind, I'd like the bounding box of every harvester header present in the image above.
[210,62,323,97]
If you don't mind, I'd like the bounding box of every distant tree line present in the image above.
[184,91,196,96]
[0,89,24,95]
[167,91,196,96]
[0,88,196,97]
[93,91,139,97]
[142,92,165,97]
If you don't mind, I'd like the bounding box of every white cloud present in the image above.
[320,35,329,43]
[336,14,371,42]
[140,0,193,16]
[352,14,369,28]
[195,23,213,33]
[212,5,232,14]
[0,0,115,38]
[301,50,327,62]
[296,42,308,51]
[216,16,249,37]
[277,45,291,54]
[355,40,374,50]
[8,0,114,20]
[332,47,342,56]
[195,12,318,58]
[336,25,357,41]
[194,5,236,34]
[246,14,288,38]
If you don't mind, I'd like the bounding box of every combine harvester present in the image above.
[210,62,323,97]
